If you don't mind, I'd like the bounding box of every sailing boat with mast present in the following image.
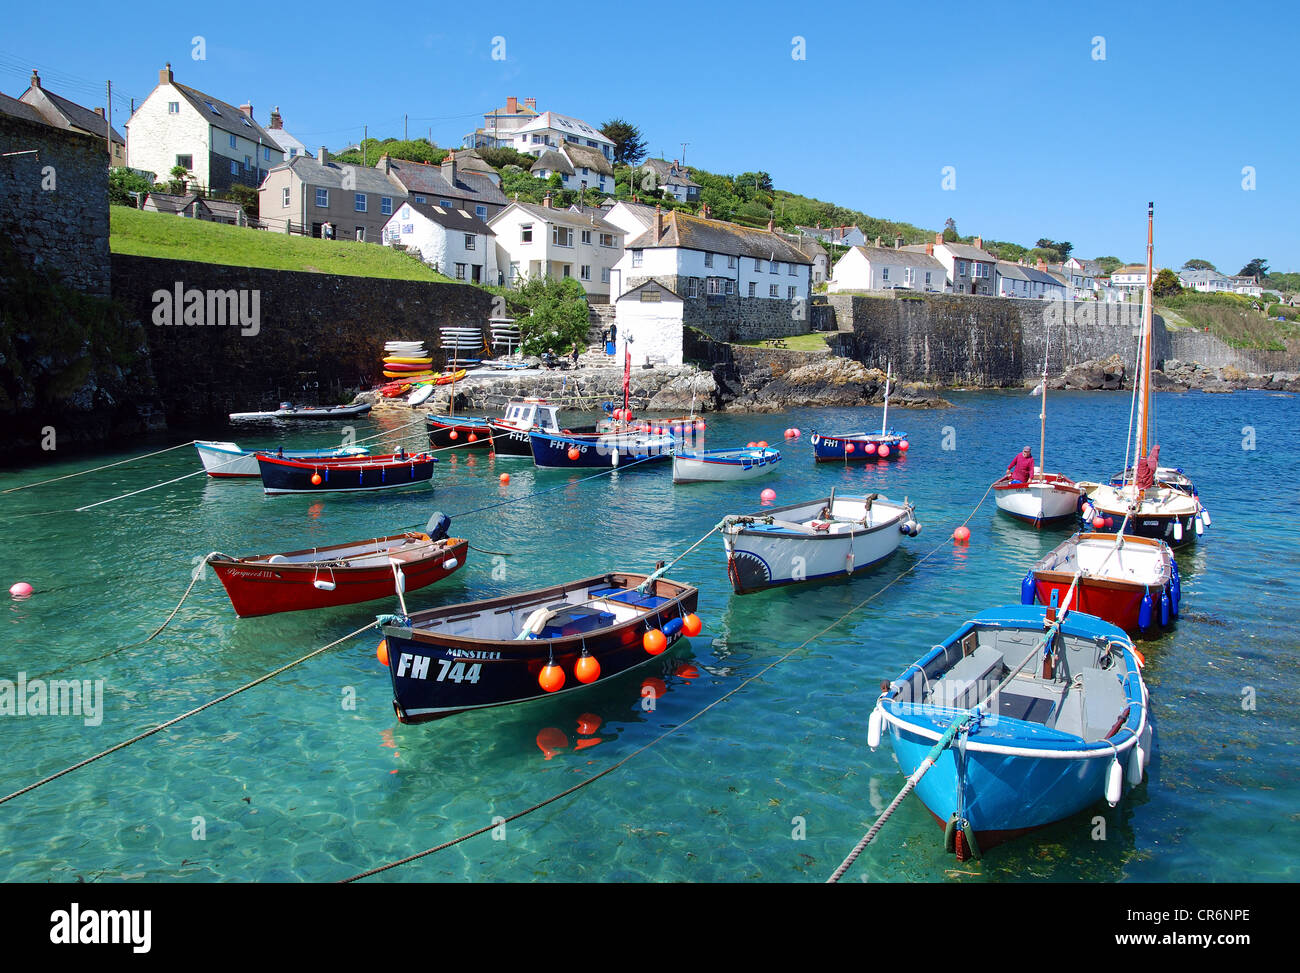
[810,363,910,462]
[993,334,1081,527]
[1077,203,1206,548]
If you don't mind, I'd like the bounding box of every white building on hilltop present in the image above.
[511,111,614,163]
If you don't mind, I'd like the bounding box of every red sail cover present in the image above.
[623,348,631,412]
[1136,445,1160,491]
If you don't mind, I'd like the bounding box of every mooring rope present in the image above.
[0,620,379,807]
[0,440,199,495]
[342,481,1001,882]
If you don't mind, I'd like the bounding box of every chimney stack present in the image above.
[160,63,173,85]
[1036,258,1047,271]
[269,106,283,130]
[239,102,254,119]
[524,98,536,110]
[895,234,904,249]
[29,69,41,89]
[767,218,775,232]
[507,96,518,114]
[925,243,934,256]
[974,236,983,250]
[934,231,944,245]
[93,107,104,118]
[875,236,882,248]
[441,150,457,186]
[318,145,328,164]
[655,204,663,243]
[543,192,552,209]
[380,153,391,174]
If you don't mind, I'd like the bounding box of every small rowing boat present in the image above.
[257,450,437,495]
[229,402,373,422]
[194,441,369,478]
[379,570,700,723]
[721,490,919,594]
[673,446,780,483]
[871,604,1151,860]
[1022,530,1178,635]
[810,363,909,462]
[208,531,467,617]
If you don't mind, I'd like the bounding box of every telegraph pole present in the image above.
[105,80,113,160]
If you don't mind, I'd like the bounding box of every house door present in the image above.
[471,265,482,283]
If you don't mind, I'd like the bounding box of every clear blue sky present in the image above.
[4,1,1295,273]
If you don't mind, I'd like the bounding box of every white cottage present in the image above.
[901,234,997,295]
[613,280,686,367]
[828,244,947,293]
[489,198,625,300]
[384,201,497,284]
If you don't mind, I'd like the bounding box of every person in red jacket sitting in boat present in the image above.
[1006,446,1036,484]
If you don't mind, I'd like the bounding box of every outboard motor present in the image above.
[426,511,451,541]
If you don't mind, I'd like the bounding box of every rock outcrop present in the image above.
[724,357,951,413]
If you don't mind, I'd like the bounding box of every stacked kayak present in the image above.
[383,340,434,380]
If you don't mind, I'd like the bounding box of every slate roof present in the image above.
[995,261,1063,286]
[144,192,198,214]
[626,210,811,264]
[640,158,700,188]
[383,157,507,207]
[494,200,623,233]
[170,82,283,152]
[198,197,248,221]
[604,200,658,228]
[514,111,612,145]
[399,200,494,236]
[852,244,945,270]
[21,86,124,144]
[276,155,408,196]
[0,91,51,126]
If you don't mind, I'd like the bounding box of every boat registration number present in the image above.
[396,653,482,684]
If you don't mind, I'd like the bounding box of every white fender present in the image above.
[867,706,884,751]
[1106,757,1123,807]
[1201,508,1211,527]
[1195,515,1204,536]
[441,558,459,571]
[312,579,336,591]
[1173,520,1183,542]
[1140,723,1154,769]
[1128,745,1145,785]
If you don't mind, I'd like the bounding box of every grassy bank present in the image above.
[1156,292,1300,351]
[110,207,456,282]
[734,333,833,352]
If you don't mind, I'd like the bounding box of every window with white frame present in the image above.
[772,261,781,274]
[281,187,290,207]
[354,194,367,212]
[465,234,476,250]
[316,188,329,208]
[707,277,724,295]
[599,233,614,247]
[601,267,610,283]
[244,155,251,170]
[905,268,914,286]
[789,263,797,276]
[769,284,779,298]
[581,265,591,281]
[727,255,737,268]
[176,154,192,170]
[456,263,466,280]
[381,197,393,215]
[263,146,271,161]
[562,265,571,278]
[788,286,797,299]
[755,258,765,273]
[521,223,533,243]
[229,160,238,175]
[476,205,487,220]
[167,102,179,114]
[581,230,592,244]
[553,226,573,247]
[925,271,932,286]
[689,278,702,298]
[704,252,714,268]
[229,134,237,149]
[725,279,735,295]
[631,250,643,268]
[748,282,756,297]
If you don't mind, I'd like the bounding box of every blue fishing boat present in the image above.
[869,604,1152,860]
[528,429,675,469]
[257,450,438,494]
[810,363,910,462]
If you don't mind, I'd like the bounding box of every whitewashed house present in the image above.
[794,224,868,249]
[383,201,497,283]
[828,243,947,293]
[1231,275,1263,297]
[601,199,658,240]
[636,159,701,203]
[380,151,507,223]
[463,96,539,150]
[1177,268,1234,293]
[126,63,284,194]
[1110,264,1152,299]
[901,234,997,295]
[995,261,1068,300]
[512,111,614,162]
[490,197,625,301]
[1047,257,1101,300]
[529,141,615,196]
[613,280,686,367]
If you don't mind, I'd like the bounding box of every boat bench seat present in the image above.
[1076,669,1130,742]
[538,606,616,640]
[601,589,669,609]
[932,645,1005,710]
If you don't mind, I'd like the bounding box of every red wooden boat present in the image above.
[1023,531,1178,635]
[207,532,468,617]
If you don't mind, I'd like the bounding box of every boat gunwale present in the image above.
[208,533,464,571]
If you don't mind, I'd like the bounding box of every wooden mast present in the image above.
[1038,334,1049,475]
[1137,202,1154,464]
[880,362,892,436]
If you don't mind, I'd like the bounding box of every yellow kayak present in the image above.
[384,369,435,379]
[384,356,434,365]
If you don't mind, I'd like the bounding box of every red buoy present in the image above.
[953,525,971,544]
[538,662,565,692]
[567,447,581,461]
[845,443,855,454]
[682,613,703,637]
[499,473,510,485]
[575,653,601,684]
[376,639,389,666]
[311,473,323,485]
[643,629,667,655]
[449,430,458,440]
[878,444,891,458]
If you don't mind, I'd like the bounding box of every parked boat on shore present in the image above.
[257,450,437,494]
[380,570,700,722]
[208,531,467,617]
[194,441,369,478]
[721,490,919,594]
[871,604,1151,860]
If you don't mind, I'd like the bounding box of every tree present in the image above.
[1239,257,1269,279]
[1036,238,1073,261]
[599,119,645,167]
[1095,256,1123,275]
[986,240,1028,263]
[1182,258,1217,271]
[108,167,155,207]
[943,217,959,243]
[166,165,190,196]
[1028,246,1063,265]
[222,183,259,220]
[513,276,591,356]
[1153,268,1184,297]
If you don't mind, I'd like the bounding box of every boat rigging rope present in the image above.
[826,713,975,884]
[0,440,200,495]
[341,480,1002,882]
[0,620,379,808]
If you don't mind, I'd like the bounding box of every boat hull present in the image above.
[672,447,780,483]
[425,416,494,450]
[810,431,908,462]
[722,495,914,594]
[993,473,1080,527]
[1027,532,1177,634]
[210,537,468,617]
[257,453,436,494]
[529,431,674,469]
[194,441,368,478]
[229,402,372,422]
[382,573,698,722]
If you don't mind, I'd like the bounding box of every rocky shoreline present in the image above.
[1038,354,1300,394]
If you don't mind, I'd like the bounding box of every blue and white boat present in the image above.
[869,605,1152,860]
[195,440,369,478]
[528,429,675,469]
[810,363,909,462]
[673,445,781,483]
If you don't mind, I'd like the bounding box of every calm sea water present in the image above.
[0,389,1295,883]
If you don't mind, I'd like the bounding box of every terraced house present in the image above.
[379,151,507,224]
[490,196,625,301]
[19,70,124,166]
[902,234,996,295]
[257,148,406,240]
[126,64,284,191]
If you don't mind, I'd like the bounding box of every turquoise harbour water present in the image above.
[0,389,1296,883]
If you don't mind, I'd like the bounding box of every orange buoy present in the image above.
[757,440,768,448]
[643,629,667,655]
[845,443,855,453]
[449,430,458,440]
[499,473,511,485]
[682,613,703,637]
[953,525,971,544]
[538,662,565,692]
[1133,648,1146,669]
[468,433,478,443]
[575,653,601,684]
[620,628,638,645]
[311,473,322,485]
[376,639,389,666]
[567,447,581,461]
